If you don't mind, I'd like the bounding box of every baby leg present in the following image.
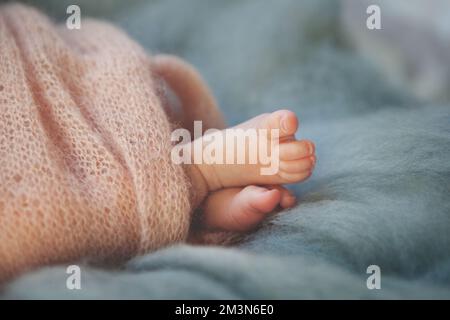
[152,54,226,134]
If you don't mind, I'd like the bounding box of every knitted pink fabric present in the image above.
[0,4,197,280]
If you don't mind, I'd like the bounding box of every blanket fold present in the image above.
[0,4,192,280]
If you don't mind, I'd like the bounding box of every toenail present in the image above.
[281,116,290,132]
[308,142,314,154]
[310,156,316,165]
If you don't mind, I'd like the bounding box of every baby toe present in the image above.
[279,140,314,161]
[244,186,281,213]
[267,185,297,208]
[279,156,315,173]
[258,109,299,137]
[278,169,313,184]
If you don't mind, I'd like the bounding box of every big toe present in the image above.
[244,186,282,213]
[230,186,281,231]
[264,109,299,137]
[236,109,299,138]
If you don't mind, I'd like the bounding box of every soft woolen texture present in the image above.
[0,4,193,280]
[2,0,450,299]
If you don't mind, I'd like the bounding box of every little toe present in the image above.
[278,169,313,184]
[279,156,316,173]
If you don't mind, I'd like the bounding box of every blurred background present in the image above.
[1,0,449,124]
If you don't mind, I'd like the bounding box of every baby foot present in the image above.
[191,110,316,191]
[201,185,296,232]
